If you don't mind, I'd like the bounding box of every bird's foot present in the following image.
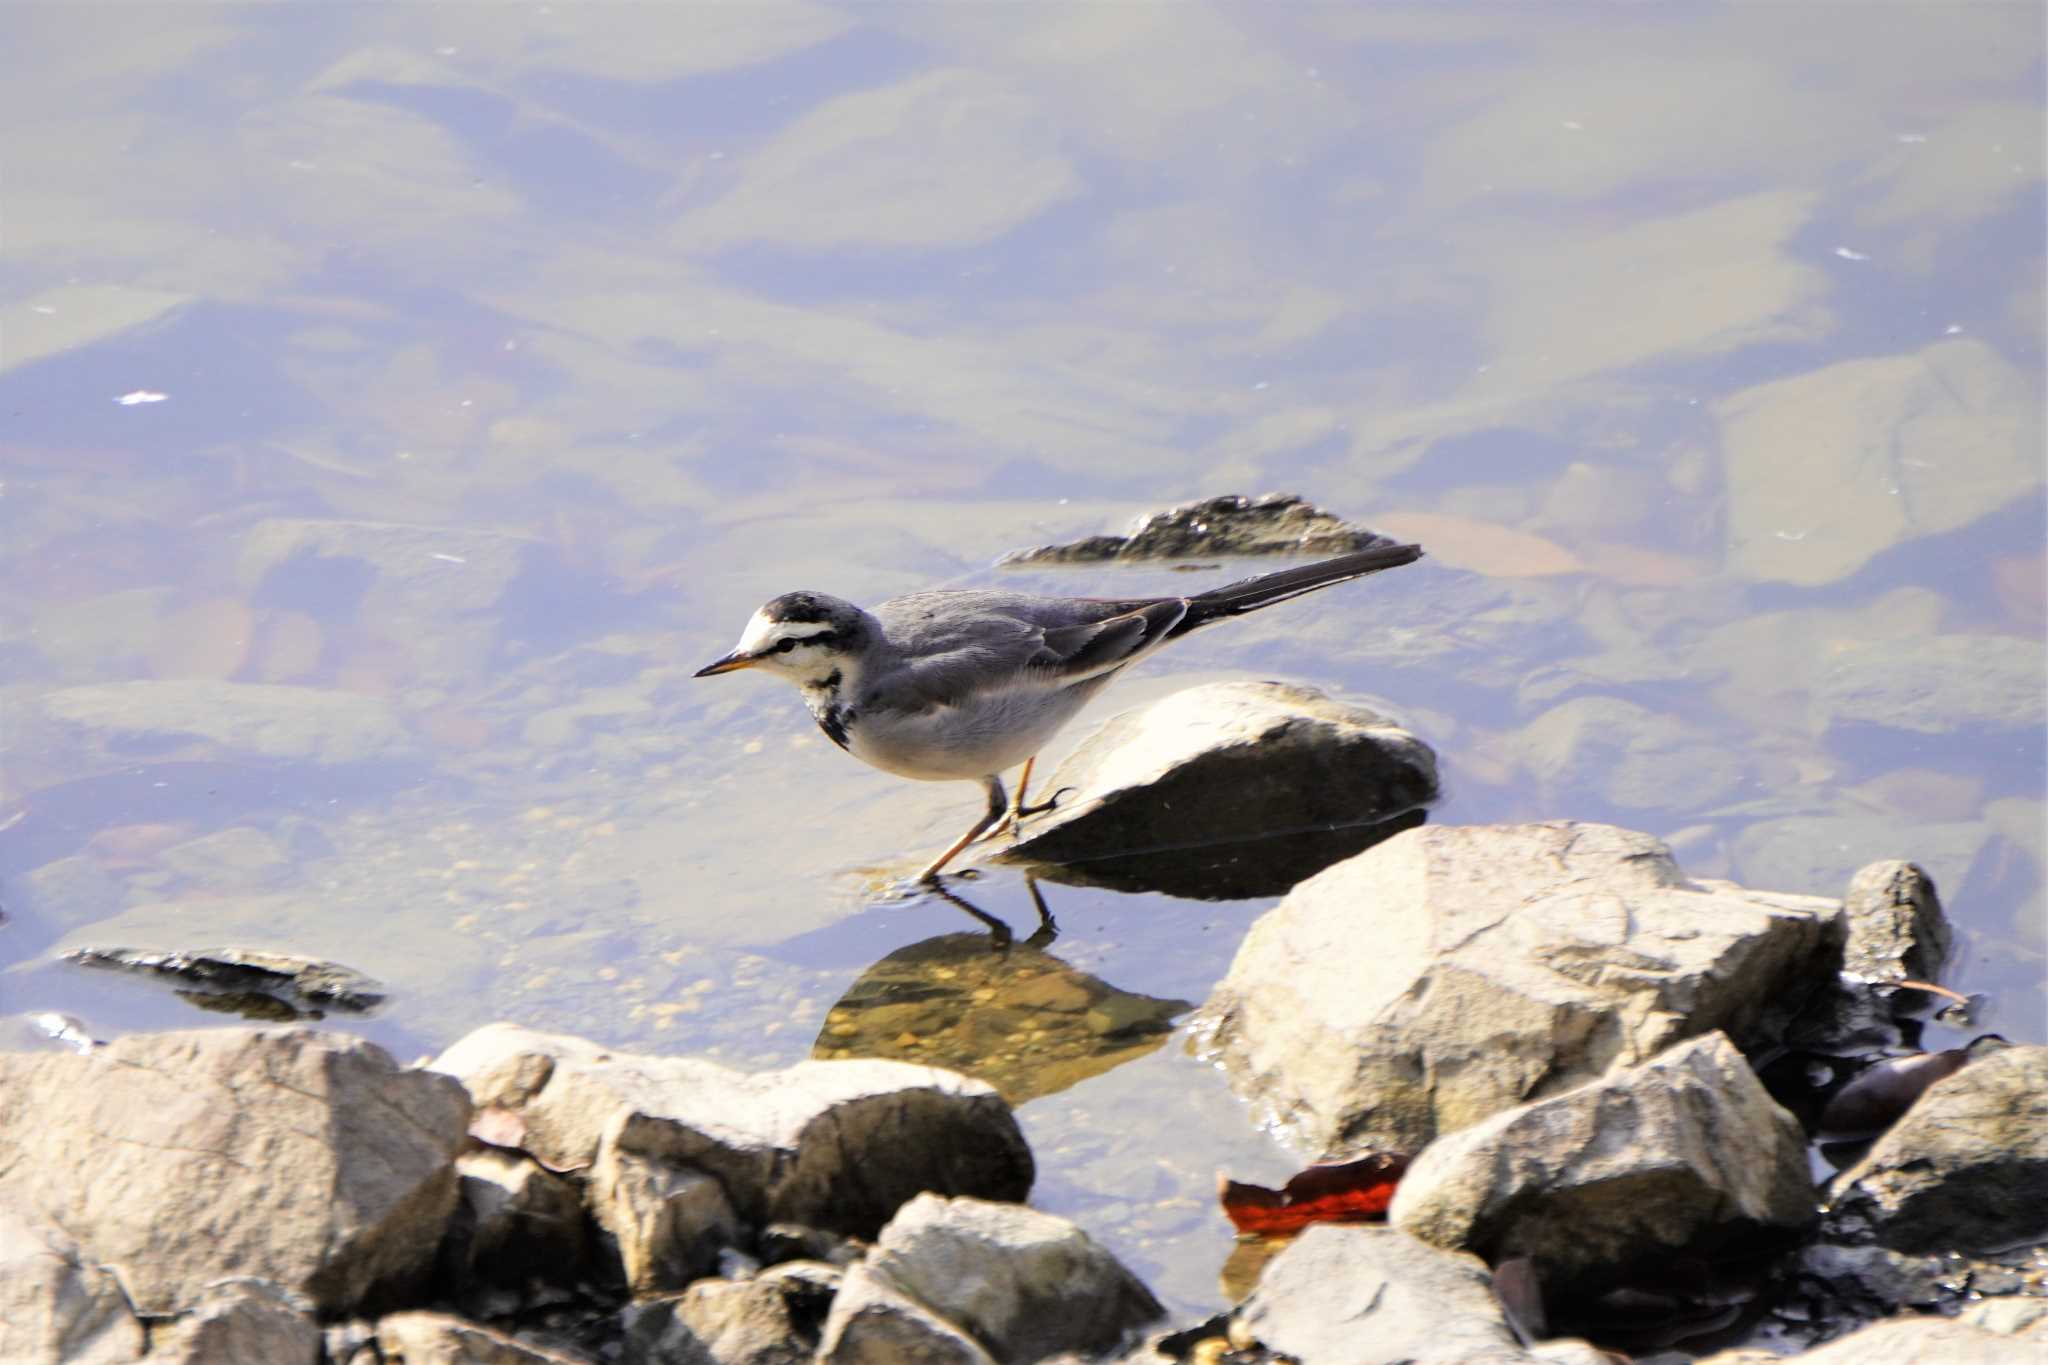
[983,787,1074,842]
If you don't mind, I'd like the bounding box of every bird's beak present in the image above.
[693,650,757,677]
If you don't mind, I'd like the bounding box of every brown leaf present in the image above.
[1373,512,1583,578]
[1217,1152,1410,1236]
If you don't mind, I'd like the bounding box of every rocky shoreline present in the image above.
[6,815,2043,1363]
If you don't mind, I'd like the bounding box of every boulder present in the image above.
[1826,1044,2048,1252]
[623,1263,841,1365]
[1197,822,1842,1154]
[1227,1224,1554,1365]
[147,1278,322,1365]
[433,1024,1032,1237]
[818,1194,1161,1363]
[1838,860,1951,984]
[0,1203,146,1365]
[1390,1033,1814,1290]
[375,1310,596,1363]
[817,1268,995,1365]
[1002,680,1438,898]
[591,1144,742,1295]
[443,1148,591,1302]
[0,1027,470,1315]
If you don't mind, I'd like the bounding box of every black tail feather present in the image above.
[1174,541,1423,634]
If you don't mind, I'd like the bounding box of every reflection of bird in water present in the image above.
[696,543,1424,881]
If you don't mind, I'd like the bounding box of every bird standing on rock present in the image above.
[695,541,1425,882]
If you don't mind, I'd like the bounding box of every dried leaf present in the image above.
[1217,1152,1410,1235]
[1373,512,1583,578]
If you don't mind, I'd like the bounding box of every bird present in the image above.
[694,541,1424,882]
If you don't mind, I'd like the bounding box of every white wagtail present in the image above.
[695,542,1424,882]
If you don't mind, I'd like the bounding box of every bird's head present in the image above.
[694,591,874,689]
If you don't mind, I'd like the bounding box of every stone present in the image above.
[148,1278,322,1365]
[591,1144,741,1295]
[1723,1313,2048,1363]
[434,1024,1032,1238]
[0,1027,470,1315]
[1228,1224,1535,1365]
[1826,1044,2048,1252]
[1197,822,1842,1154]
[1839,860,1951,983]
[818,1194,1161,1363]
[1002,680,1438,899]
[622,1265,841,1365]
[817,1267,996,1365]
[1717,336,2042,586]
[238,518,534,614]
[1814,634,2046,735]
[0,1202,147,1365]
[375,1310,596,1363]
[38,680,412,765]
[997,493,1400,564]
[64,944,387,1013]
[1511,695,1745,813]
[444,1148,590,1300]
[1389,1033,1815,1290]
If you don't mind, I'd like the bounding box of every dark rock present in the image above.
[443,1148,591,1304]
[1839,860,1951,984]
[1817,1036,2009,1139]
[998,493,1401,564]
[1825,1043,2048,1252]
[0,1027,470,1316]
[1002,680,1437,898]
[1197,822,1843,1155]
[64,944,387,1013]
[1390,1033,1815,1293]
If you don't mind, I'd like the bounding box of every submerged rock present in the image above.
[1390,1033,1815,1292]
[1002,680,1438,898]
[1196,821,1843,1155]
[37,679,412,765]
[818,1194,1160,1364]
[998,492,1402,564]
[0,1028,470,1316]
[64,944,387,1014]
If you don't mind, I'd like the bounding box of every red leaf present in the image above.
[1218,1152,1411,1236]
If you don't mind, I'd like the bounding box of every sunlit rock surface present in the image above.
[375,1309,595,1364]
[0,1204,147,1365]
[145,1279,322,1365]
[818,1194,1161,1364]
[1196,821,1843,1155]
[1838,859,1951,984]
[1003,680,1437,899]
[1390,1032,1815,1290]
[623,1264,840,1365]
[0,1028,470,1316]
[997,492,1401,564]
[432,1023,1033,1238]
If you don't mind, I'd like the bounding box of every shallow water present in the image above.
[2,2,2043,1323]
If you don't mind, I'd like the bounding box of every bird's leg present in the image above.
[918,775,1008,882]
[1020,873,1058,948]
[985,757,1037,840]
[923,880,1013,948]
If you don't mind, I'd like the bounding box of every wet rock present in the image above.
[1002,681,1438,898]
[592,1144,742,1295]
[443,1148,591,1303]
[1792,1243,1953,1314]
[1227,1224,1556,1364]
[158,824,294,888]
[1716,336,2042,587]
[433,1024,1033,1237]
[1390,1033,1814,1292]
[0,1203,146,1365]
[64,944,387,1013]
[375,1310,596,1363]
[819,1194,1160,1363]
[813,931,1189,1104]
[1197,822,1842,1155]
[148,1278,322,1365]
[623,1264,841,1364]
[1825,1043,2048,1252]
[1839,860,1951,984]
[998,493,1401,564]
[1815,634,2046,736]
[38,679,412,764]
[0,1027,470,1316]
[1817,1036,2008,1139]
[239,518,534,614]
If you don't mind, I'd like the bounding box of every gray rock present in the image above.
[591,1143,742,1295]
[1390,1033,1814,1291]
[1228,1224,1535,1364]
[1839,860,1951,983]
[1958,1296,2048,1337]
[147,1278,322,1365]
[38,680,411,764]
[64,944,387,1013]
[0,1027,470,1315]
[1814,634,2047,735]
[1717,336,2042,586]
[445,1148,589,1299]
[818,1194,1161,1363]
[375,1310,596,1363]
[623,1265,841,1365]
[817,1265,996,1365]
[1197,822,1842,1154]
[1794,1243,1953,1312]
[1826,1044,2048,1252]
[998,493,1401,564]
[158,825,294,888]
[433,1024,1032,1237]
[0,1203,146,1365]
[1002,680,1438,898]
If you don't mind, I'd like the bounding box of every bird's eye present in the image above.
[772,638,800,654]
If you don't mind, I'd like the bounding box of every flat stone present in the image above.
[38,680,411,765]
[64,945,387,1013]
[1814,634,2046,735]
[998,493,1401,564]
[1390,1033,1815,1291]
[1197,822,1842,1154]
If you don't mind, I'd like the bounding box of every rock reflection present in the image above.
[812,926,1191,1106]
